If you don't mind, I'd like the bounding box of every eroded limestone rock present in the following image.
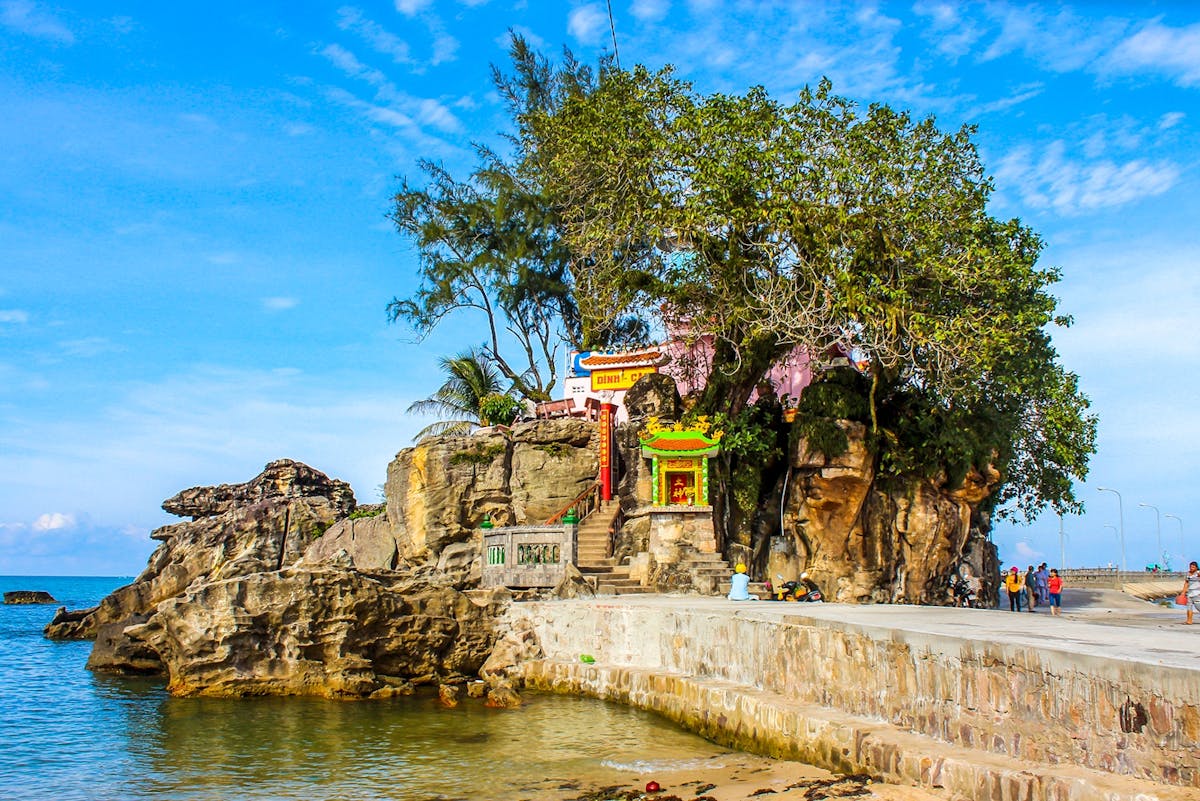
[3,590,57,604]
[163,458,355,519]
[383,420,599,564]
[124,567,507,698]
[780,421,1000,604]
[46,460,354,642]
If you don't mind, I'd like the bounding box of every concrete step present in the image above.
[596,584,652,596]
[683,553,727,562]
[577,561,618,572]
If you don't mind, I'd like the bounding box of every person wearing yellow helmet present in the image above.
[728,562,752,601]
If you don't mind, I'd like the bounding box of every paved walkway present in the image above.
[591,586,1200,671]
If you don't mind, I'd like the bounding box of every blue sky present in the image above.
[1,0,1197,576]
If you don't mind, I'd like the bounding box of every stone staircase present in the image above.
[575,501,651,595]
[575,504,770,597]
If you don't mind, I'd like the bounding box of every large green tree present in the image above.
[392,40,1096,523]
[520,64,1095,519]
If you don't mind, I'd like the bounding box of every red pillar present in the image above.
[599,402,617,501]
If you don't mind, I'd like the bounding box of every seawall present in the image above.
[505,596,1200,801]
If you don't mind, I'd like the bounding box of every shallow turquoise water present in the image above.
[0,576,739,801]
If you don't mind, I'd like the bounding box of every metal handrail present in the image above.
[545,480,602,525]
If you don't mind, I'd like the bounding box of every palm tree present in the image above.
[407,348,506,439]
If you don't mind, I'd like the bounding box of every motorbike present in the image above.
[951,576,978,608]
[765,573,823,602]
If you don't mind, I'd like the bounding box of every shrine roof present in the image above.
[645,437,713,452]
[639,428,721,456]
[578,349,668,368]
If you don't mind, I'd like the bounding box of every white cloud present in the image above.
[1159,111,1185,131]
[630,0,669,23]
[415,98,462,133]
[1013,540,1043,560]
[32,512,74,531]
[0,309,29,324]
[430,32,459,65]
[337,6,412,65]
[319,43,389,87]
[1104,20,1200,88]
[0,0,74,44]
[108,15,133,35]
[0,365,425,547]
[966,83,1043,117]
[59,337,122,358]
[263,296,299,311]
[568,4,608,46]
[394,0,432,15]
[977,5,1125,74]
[206,251,239,265]
[993,141,1178,215]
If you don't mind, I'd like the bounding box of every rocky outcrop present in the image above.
[383,419,600,562]
[163,459,355,519]
[606,374,999,604]
[118,569,510,698]
[46,459,355,641]
[44,422,601,697]
[773,421,999,604]
[4,590,57,604]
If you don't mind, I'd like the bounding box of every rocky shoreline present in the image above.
[43,454,596,702]
[41,439,1200,798]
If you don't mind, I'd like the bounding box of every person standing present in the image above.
[1182,562,1200,624]
[1047,568,1064,616]
[1024,565,1038,612]
[1004,567,1025,612]
[1035,563,1050,604]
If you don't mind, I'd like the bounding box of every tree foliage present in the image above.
[389,38,647,402]
[405,348,507,440]
[518,60,1096,519]
[390,39,1096,520]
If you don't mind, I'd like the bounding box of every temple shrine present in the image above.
[638,423,721,507]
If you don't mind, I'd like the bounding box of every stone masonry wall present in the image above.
[503,600,1200,799]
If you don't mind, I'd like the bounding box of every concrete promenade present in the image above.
[509,587,1200,801]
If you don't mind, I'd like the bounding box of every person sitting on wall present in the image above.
[728,563,753,601]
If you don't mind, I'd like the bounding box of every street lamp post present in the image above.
[1103,524,1119,568]
[1058,513,1068,570]
[1166,514,1185,564]
[1138,503,1163,570]
[1098,487,1126,573]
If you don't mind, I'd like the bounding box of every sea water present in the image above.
[0,576,741,801]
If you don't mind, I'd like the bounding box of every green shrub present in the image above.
[479,393,522,427]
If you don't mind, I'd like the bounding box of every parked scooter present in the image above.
[950,575,978,608]
[765,573,823,602]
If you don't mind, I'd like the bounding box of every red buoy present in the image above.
[645,780,661,793]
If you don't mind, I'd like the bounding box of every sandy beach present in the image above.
[571,755,946,800]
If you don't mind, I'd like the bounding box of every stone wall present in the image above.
[503,599,1200,799]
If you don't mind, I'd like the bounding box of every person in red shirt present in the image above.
[1047,569,1064,616]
